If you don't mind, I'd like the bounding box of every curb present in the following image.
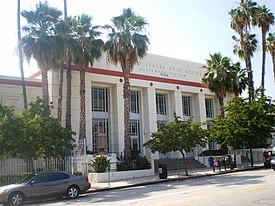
[86,166,264,193]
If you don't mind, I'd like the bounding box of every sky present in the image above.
[0,0,274,98]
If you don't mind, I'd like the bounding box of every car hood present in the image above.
[0,184,24,192]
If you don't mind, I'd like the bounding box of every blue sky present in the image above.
[0,0,274,98]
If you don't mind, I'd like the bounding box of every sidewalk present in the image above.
[87,163,264,193]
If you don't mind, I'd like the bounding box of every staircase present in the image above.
[154,158,206,172]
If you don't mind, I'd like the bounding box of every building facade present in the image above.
[0,53,234,160]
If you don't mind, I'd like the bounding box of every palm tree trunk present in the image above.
[57,63,64,124]
[17,0,27,109]
[79,68,86,140]
[245,56,254,101]
[272,52,275,82]
[63,0,67,19]
[261,31,267,96]
[123,71,132,164]
[65,57,72,130]
[63,0,72,131]
[218,97,225,117]
[41,69,49,107]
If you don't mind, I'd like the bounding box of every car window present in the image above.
[48,172,70,182]
[17,174,36,184]
[33,173,48,184]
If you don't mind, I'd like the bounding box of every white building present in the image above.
[0,53,233,160]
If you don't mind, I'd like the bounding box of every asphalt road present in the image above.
[12,168,275,206]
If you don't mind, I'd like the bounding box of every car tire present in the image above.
[67,185,79,199]
[8,192,24,206]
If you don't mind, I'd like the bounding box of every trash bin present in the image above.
[158,164,167,179]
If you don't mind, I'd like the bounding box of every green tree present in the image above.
[253,5,274,95]
[207,95,275,167]
[202,53,246,116]
[0,98,75,162]
[104,8,149,163]
[69,15,104,147]
[0,105,21,157]
[144,116,206,176]
[229,0,257,101]
[267,32,275,82]
[21,1,63,107]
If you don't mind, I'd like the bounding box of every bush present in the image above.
[116,152,151,171]
[90,156,110,173]
[135,156,151,170]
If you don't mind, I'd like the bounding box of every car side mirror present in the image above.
[30,180,35,185]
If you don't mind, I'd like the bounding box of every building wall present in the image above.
[0,75,42,113]
[0,53,224,159]
[48,53,218,159]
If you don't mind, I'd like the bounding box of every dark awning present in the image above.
[199,149,228,156]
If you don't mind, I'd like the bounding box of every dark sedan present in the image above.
[0,171,91,206]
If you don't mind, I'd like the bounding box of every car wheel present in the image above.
[67,185,79,199]
[8,192,24,206]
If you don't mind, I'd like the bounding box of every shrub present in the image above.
[90,156,110,173]
[116,152,151,171]
[135,156,151,170]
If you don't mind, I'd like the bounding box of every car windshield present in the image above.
[16,174,37,184]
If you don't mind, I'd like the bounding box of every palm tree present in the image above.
[63,0,73,131]
[253,5,274,95]
[202,53,234,117]
[69,14,104,153]
[104,8,149,163]
[229,0,257,101]
[267,32,275,82]
[230,62,248,96]
[17,0,27,109]
[21,1,63,107]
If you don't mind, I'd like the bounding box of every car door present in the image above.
[23,173,50,199]
[45,172,71,196]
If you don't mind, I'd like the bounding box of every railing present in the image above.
[0,156,87,186]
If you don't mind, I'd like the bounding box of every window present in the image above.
[205,98,214,118]
[130,120,140,150]
[92,119,109,154]
[130,91,139,114]
[182,96,192,116]
[48,172,70,182]
[33,174,48,184]
[156,93,167,115]
[92,87,108,112]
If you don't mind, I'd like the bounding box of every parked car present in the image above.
[0,171,91,206]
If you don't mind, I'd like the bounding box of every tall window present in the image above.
[156,93,167,115]
[182,96,192,116]
[130,91,141,152]
[205,98,214,118]
[92,119,109,154]
[130,91,139,114]
[130,120,140,150]
[92,87,109,154]
[92,88,108,112]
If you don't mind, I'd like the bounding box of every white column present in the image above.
[142,87,158,160]
[170,90,183,120]
[110,83,124,154]
[193,93,206,124]
[193,93,207,157]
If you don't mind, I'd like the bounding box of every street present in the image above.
[11,169,275,205]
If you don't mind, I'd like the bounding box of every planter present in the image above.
[88,168,154,183]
